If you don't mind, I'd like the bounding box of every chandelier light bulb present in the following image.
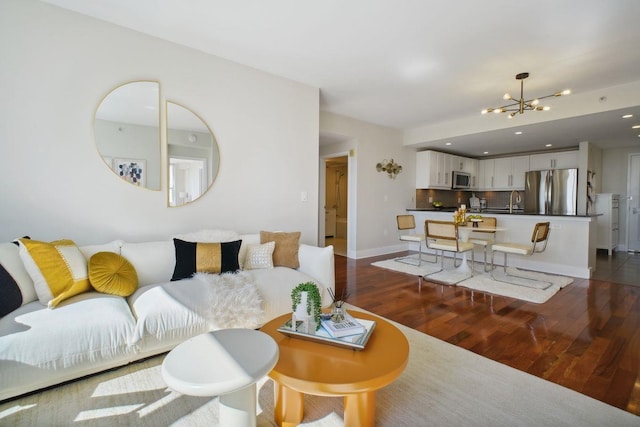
[542,106,551,111]
[481,108,489,114]
[503,93,511,100]
[531,99,539,106]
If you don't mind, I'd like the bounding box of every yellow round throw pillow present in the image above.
[89,252,138,297]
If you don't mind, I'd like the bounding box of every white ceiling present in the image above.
[42,0,640,156]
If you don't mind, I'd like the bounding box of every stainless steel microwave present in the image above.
[452,171,471,189]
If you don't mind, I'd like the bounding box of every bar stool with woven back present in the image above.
[490,221,552,289]
[424,220,475,281]
[395,214,434,266]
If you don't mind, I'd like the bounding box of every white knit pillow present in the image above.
[243,241,275,270]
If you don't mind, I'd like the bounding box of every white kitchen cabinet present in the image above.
[416,150,452,189]
[478,159,494,190]
[529,151,578,170]
[595,193,620,255]
[493,155,529,190]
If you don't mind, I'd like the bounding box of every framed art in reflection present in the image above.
[113,158,146,187]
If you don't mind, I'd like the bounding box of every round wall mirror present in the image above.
[94,81,161,190]
[167,101,219,207]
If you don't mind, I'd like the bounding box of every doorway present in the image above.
[627,153,640,252]
[325,156,348,256]
[169,157,206,206]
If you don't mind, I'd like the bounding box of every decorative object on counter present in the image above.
[453,205,467,225]
[469,193,480,210]
[467,214,484,228]
[291,282,322,333]
[481,72,570,119]
[432,201,444,209]
[327,288,349,322]
[376,158,402,179]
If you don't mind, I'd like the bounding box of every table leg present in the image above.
[344,391,375,427]
[455,252,473,274]
[219,383,257,427]
[273,382,303,427]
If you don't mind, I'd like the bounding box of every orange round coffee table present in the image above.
[260,310,409,427]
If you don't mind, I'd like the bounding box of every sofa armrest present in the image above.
[297,244,335,305]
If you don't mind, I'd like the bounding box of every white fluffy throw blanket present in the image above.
[192,271,264,329]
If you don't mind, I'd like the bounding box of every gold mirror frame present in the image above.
[167,101,219,207]
[94,81,161,190]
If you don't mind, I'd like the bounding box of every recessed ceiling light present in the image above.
[622,114,633,119]
[633,125,640,129]
[515,131,523,135]
[445,142,452,146]
[545,144,553,147]
[483,151,489,154]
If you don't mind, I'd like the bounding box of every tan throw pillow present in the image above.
[89,252,138,297]
[260,231,301,269]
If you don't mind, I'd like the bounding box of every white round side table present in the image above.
[161,328,279,427]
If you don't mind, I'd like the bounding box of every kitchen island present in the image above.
[408,209,597,278]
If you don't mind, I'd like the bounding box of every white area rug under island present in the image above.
[371,256,573,304]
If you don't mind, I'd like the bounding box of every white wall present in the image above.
[0,0,319,245]
[320,112,416,258]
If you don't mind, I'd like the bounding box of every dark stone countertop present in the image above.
[407,208,599,218]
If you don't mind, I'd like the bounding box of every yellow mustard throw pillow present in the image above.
[89,252,138,297]
[18,238,91,308]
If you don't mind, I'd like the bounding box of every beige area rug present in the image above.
[371,256,573,304]
[1,311,637,427]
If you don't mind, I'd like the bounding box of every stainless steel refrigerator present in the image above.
[524,168,578,215]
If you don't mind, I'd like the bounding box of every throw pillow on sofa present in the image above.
[243,241,275,270]
[89,252,138,297]
[260,231,301,269]
[17,238,90,308]
[0,239,37,316]
[171,238,242,281]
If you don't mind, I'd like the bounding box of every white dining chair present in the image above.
[395,215,434,266]
[424,220,475,278]
[490,221,552,288]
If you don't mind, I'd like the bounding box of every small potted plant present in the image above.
[291,282,322,332]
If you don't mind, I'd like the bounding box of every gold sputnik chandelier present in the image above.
[481,72,570,119]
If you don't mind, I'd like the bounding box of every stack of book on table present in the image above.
[321,312,366,338]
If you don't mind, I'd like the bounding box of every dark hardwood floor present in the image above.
[334,249,640,416]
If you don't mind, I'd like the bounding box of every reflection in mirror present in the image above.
[167,102,219,207]
[94,81,161,190]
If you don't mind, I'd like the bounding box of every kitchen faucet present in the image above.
[509,190,521,213]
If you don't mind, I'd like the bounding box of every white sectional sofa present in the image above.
[0,231,334,402]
